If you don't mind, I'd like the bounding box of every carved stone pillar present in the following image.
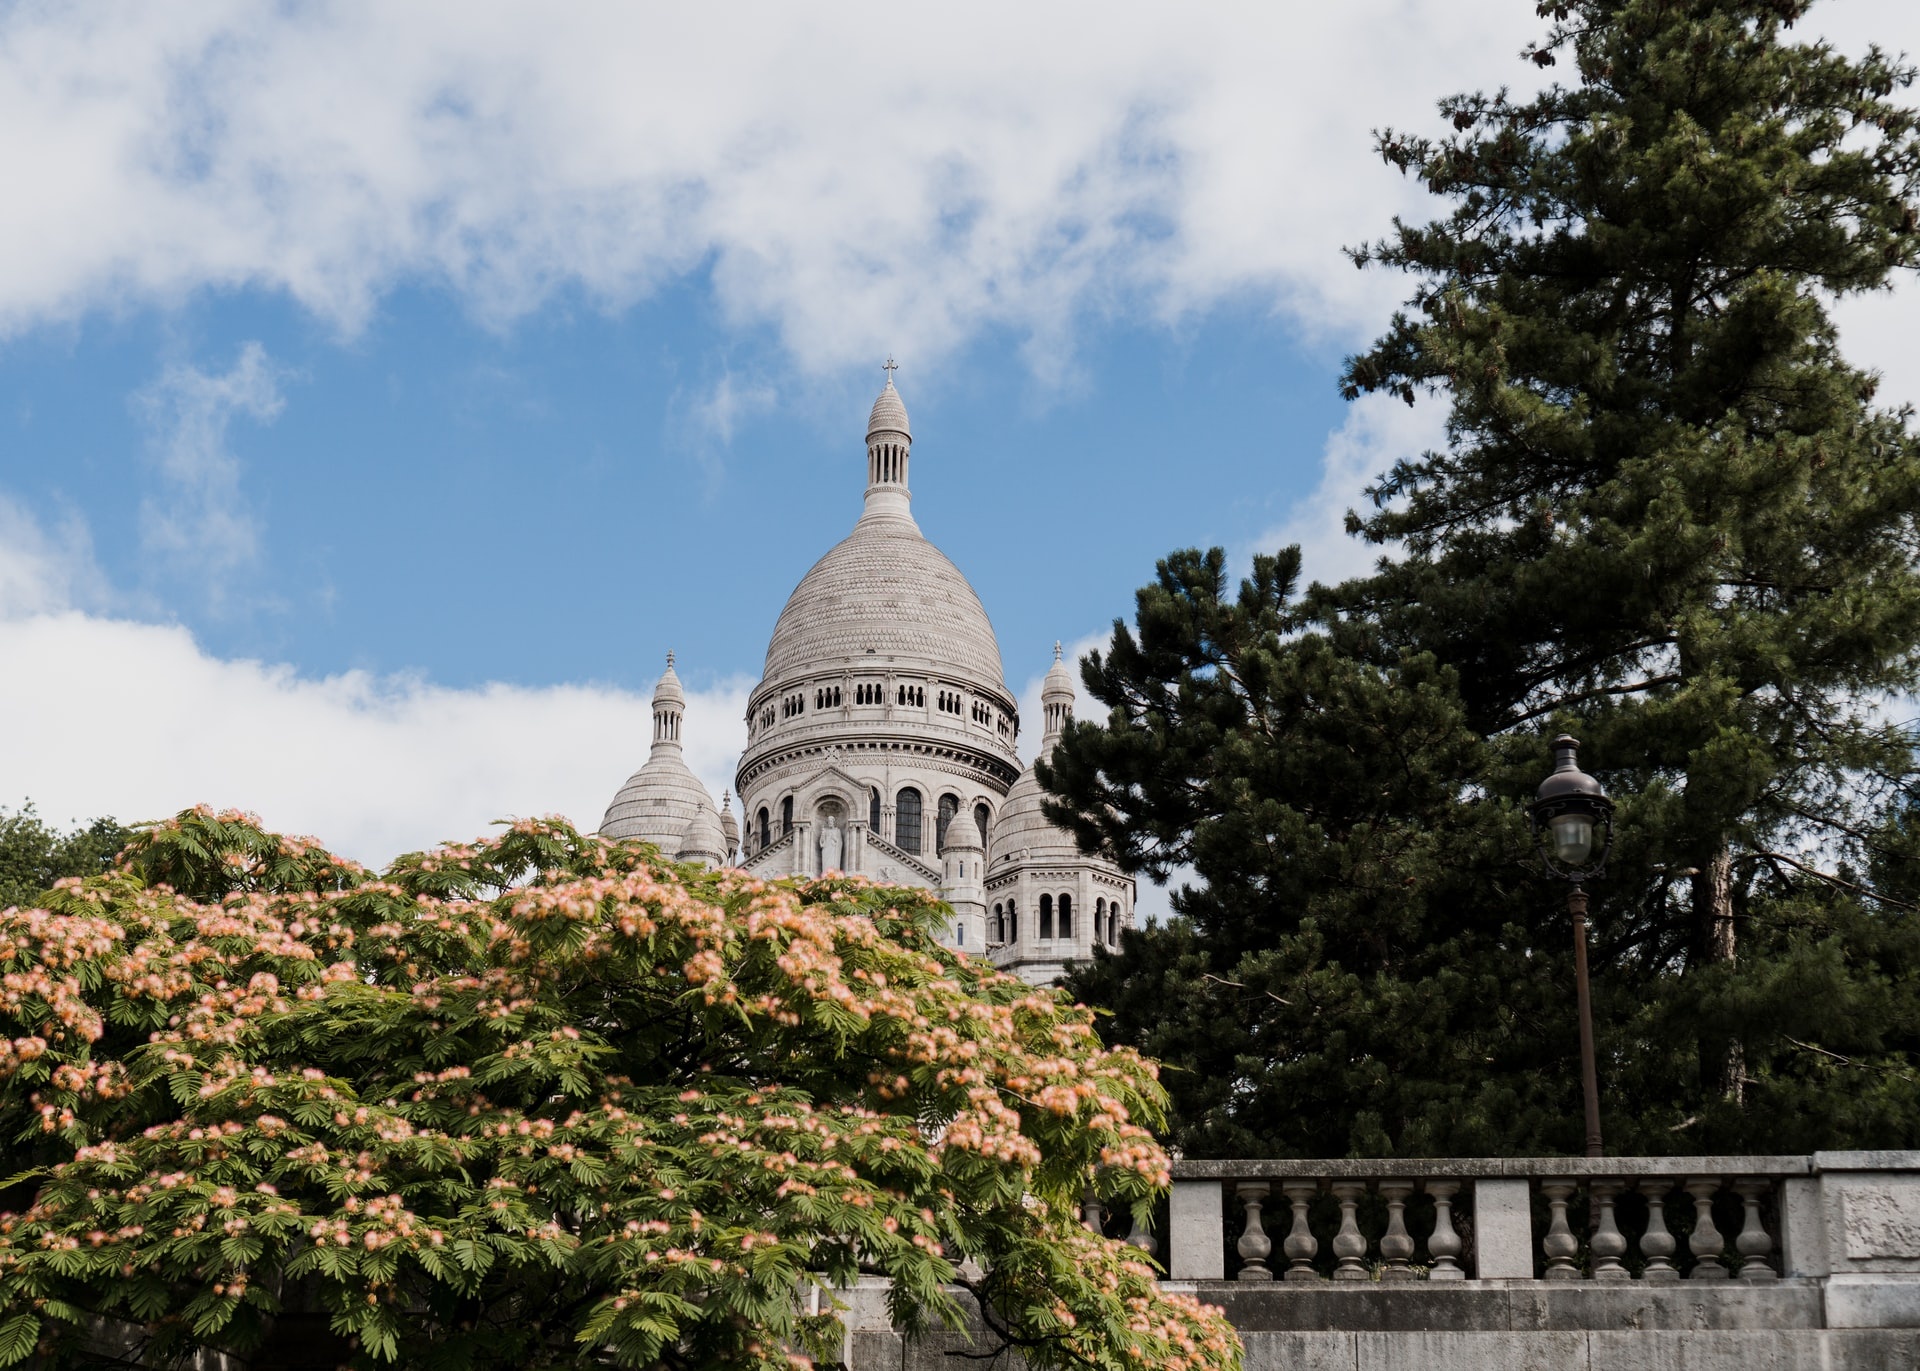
[1281,1181,1322,1282]
[1425,1181,1465,1280]
[1081,1191,1104,1235]
[1589,1181,1630,1281]
[1235,1182,1273,1280]
[1686,1178,1730,1279]
[1638,1181,1680,1282]
[1733,1179,1778,1283]
[1541,1181,1581,1280]
[1378,1180,1416,1282]
[1330,1181,1369,1281]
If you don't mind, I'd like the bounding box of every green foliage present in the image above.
[0,808,1239,1371]
[1046,0,1920,1159]
[0,805,131,913]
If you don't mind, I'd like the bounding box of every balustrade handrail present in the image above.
[1171,1155,1814,1181]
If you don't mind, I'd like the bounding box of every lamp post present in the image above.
[1529,734,1615,1159]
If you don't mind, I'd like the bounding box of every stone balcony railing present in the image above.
[842,1151,1920,1370]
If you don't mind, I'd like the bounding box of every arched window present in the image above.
[1095,898,1107,943]
[758,808,770,848]
[1109,904,1120,945]
[954,921,964,947]
[1008,901,1017,943]
[1039,894,1053,940]
[974,802,991,846]
[896,788,922,854]
[781,796,793,837]
[992,903,1003,941]
[936,794,958,849]
[869,787,881,833]
[1058,893,1072,939]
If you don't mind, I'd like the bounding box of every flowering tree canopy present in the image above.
[0,809,1238,1371]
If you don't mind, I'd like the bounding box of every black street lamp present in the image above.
[1529,734,1615,1159]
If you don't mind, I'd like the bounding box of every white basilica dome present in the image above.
[762,517,1007,691]
[760,380,1005,694]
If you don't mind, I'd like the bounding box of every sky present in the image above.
[2,2,1917,915]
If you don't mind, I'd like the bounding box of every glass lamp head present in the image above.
[1531,734,1614,880]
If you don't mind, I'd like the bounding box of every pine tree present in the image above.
[1047,0,1920,1157]
[1327,0,1920,1108]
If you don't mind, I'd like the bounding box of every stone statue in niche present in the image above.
[819,817,844,873]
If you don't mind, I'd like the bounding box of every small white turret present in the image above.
[939,814,987,954]
[1041,641,1074,745]
[653,651,685,748]
[863,359,913,522]
[718,790,740,864]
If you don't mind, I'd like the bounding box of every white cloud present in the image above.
[0,514,748,867]
[1251,392,1449,588]
[0,1,1563,366]
[132,342,284,598]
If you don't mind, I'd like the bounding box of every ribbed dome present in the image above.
[762,511,1006,689]
[989,765,1081,867]
[600,752,718,850]
[867,379,910,439]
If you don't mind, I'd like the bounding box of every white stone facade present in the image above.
[597,374,1133,985]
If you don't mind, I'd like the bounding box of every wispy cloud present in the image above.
[1250,392,1447,590]
[132,342,284,603]
[0,502,749,863]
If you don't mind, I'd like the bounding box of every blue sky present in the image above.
[2,1,1915,893]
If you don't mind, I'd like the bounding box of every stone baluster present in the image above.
[1732,1179,1778,1283]
[1540,1181,1582,1280]
[1378,1180,1416,1282]
[1424,1181,1465,1280]
[1330,1181,1370,1281]
[1235,1182,1274,1280]
[1638,1181,1680,1282]
[1126,1208,1159,1260]
[1081,1191,1104,1234]
[1281,1181,1322,1282]
[1685,1178,1730,1279]
[1589,1181,1630,1281]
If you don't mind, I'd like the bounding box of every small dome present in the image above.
[1042,641,1074,702]
[676,805,729,868]
[601,752,719,850]
[719,789,740,851]
[867,379,910,441]
[989,766,1081,867]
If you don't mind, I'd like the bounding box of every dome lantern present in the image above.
[1041,641,1074,744]
[864,359,913,520]
[653,651,685,749]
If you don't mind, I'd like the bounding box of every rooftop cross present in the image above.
[882,357,898,385]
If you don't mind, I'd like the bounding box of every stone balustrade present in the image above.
[842,1152,1920,1369]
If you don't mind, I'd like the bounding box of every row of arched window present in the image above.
[751,680,1018,740]
[989,894,1123,947]
[747,788,994,859]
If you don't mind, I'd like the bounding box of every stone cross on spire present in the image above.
[882,357,898,384]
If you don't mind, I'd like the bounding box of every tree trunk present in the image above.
[1692,842,1743,1103]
